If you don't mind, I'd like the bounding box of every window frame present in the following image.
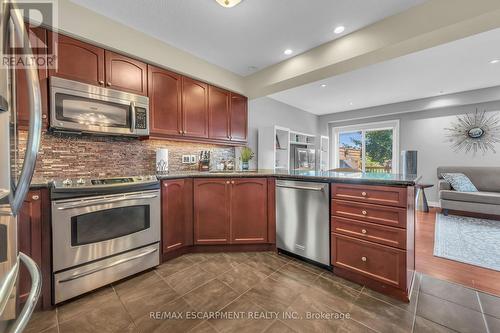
[332,120,400,174]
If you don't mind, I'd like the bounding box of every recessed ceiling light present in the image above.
[284,49,293,55]
[334,26,345,34]
[349,102,354,106]
[320,84,327,88]
[215,0,242,8]
[490,59,500,64]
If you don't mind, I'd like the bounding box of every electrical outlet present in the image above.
[190,155,197,163]
[182,155,191,164]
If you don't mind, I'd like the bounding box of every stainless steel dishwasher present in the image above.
[276,180,330,266]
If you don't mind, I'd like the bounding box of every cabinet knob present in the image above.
[362,210,367,215]
[226,181,230,184]
[41,114,47,119]
[32,195,39,200]
[361,229,367,234]
[231,181,235,184]
[164,183,168,187]
[361,192,367,196]
[361,256,367,262]
[98,80,104,85]
[106,82,112,86]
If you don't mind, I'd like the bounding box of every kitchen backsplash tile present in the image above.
[18,131,235,181]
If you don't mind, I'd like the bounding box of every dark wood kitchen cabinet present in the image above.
[16,26,49,130]
[161,179,193,255]
[48,32,105,86]
[17,189,51,310]
[194,179,230,244]
[149,66,183,136]
[193,178,268,245]
[182,77,209,138]
[208,85,231,140]
[49,33,147,95]
[230,93,248,142]
[105,50,147,95]
[230,178,268,243]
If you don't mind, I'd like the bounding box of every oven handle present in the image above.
[130,101,136,133]
[56,194,158,210]
[58,247,158,283]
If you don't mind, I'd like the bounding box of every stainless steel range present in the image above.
[51,176,160,304]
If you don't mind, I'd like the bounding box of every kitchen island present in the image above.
[158,170,418,302]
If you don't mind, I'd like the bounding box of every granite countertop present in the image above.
[157,169,420,186]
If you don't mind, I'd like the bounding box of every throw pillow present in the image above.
[441,173,478,192]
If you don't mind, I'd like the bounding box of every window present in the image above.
[332,120,399,174]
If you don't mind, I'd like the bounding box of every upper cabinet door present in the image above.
[16,26,49,129]
[182,77,208,138]
[49,32,105,86]
[105,51,148,95]
[230,178,268,244]
[148,66,182,136]
[230,93,248,142]
[208,85,230,140]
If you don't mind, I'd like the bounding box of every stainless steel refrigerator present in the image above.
[1,2,42,332]
[290,146,316,171]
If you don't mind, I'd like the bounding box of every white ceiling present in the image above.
[70,0,425,76]
[270,28,500,115]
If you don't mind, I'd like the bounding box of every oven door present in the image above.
[51,190,160,272]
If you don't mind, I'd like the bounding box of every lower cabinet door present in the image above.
[332,233,406,288]
[230,178,268,244]
[162,179,193,254]
[194,179,230,244]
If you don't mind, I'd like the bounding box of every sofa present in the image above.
[438,166,500,216]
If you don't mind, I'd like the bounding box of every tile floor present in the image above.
[25,251,500,333]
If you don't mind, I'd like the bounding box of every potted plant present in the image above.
[240,146,254,171]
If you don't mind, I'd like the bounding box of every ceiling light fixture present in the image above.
[284,49,293,55]
[349,102,354,106]
[320,84,327,88]
[215,0,242,8]
[490,59,500,64]
[334,26,345,34]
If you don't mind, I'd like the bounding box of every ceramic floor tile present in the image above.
[288,258,328,275]
[307,275,360,313]
[38,327,59,333]
[420,274,481,311]
[183,279,240,313]
[188,321,218,333]
[165,264,215,295]
[244,252,289,276]
[25,310,58,333]
[269,263,320,285]
[416,292,487,333]
[485,315,500,333]
[320,271,364,291]
[217,262,268,293]
[245,276,306,313]
[156,255,197,278]
[57,286,117,323]
[262,320,297,333]
[198,254,240,275]
[208,294,273,333]
[336,319,377,333]
[113,270,171,304]
[413,316,457,333]
[58,298,135,333]
[349,293,414,333]
[478,291,500,319]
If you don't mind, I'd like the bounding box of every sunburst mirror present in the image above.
[445,110,500,154]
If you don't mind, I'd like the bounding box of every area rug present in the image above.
[434,213,500,271]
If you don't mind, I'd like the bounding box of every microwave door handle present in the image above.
[130,101,136,133]
[9,4,42,215]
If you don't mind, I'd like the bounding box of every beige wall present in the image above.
[55,0,245,93]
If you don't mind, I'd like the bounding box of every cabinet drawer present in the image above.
[332,184,407,208]
[331,216,406,249]
[332,200,406,228]
[332,233,406,288]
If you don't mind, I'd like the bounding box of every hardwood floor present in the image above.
[415,208,500,296]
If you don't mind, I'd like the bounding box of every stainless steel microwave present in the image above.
[50,77,149,137]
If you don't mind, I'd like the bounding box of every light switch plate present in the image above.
[190,155,197,163]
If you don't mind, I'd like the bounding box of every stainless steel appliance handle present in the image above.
[130,101,136,133]
[56,194,158,210]
[8,4,42,215]
[6,253,42,333]
[276,184,324,192]
[58,247,158,283]
[0,260,18,315]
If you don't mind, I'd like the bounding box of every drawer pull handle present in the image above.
[361,192,367,196]
[361,229,367,234]
[362,210,367,215]
[361,256,367,262]
[31,195,39,200]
